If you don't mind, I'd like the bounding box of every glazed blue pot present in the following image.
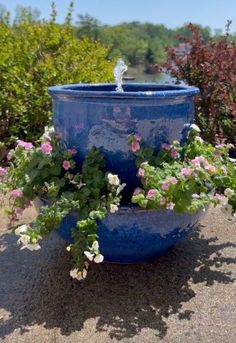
[56,207,203,263]
[48,83,199,200]
[48,82,200,263]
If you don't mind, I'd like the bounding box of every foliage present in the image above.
[0,9,113,146]
[0,127,124,280]
[165,23,236,145]
[128,127,236,215]
[76,15,212,69]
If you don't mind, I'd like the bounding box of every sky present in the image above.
[1,0,236,33]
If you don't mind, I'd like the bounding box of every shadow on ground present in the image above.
[0,226,235,340]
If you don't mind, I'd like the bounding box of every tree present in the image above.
[76,14,101,40]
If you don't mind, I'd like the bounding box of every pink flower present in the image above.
[166,202,175,210]
[204,164,216,173]
[11,189,23,199]
[16,140,33,150]
[162,143,171,151]
[162,181,170,191]
[181,167,193,177]
[160,197,166,205]
[133,187,142,196]
[170,149,179,159]
[67,148,77,155]
[63,160,71,170]
[170,176,177,185]
[131,142,140,152]
[0,167,6,177]
[147,189,157,199]
[41,142,52,155]
[137,168,145,177]
[191,157,201,168]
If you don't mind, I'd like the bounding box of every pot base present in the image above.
[56,206,203,264]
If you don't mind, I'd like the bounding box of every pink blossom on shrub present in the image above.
[11,189,23,199]
[63,160,71,170]
[0,167,6,177]
[41,142,52,155]
[131,142,140,152]
[170,149,179,159]
[16,140,33,150]
[133,187,142,196]
[181,167,193,177]
[161,181,170,191]
[204,164,216,173]
[191,157,201,168]
[146,189,157,199]
[170,176,177,184]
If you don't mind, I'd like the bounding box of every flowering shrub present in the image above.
[165,23,236,145]
[0,124,236,280]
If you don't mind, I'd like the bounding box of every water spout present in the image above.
[113,58,128,92]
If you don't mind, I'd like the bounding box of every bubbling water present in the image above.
[113,58,128,92]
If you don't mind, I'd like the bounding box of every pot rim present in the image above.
[48,82,199,99]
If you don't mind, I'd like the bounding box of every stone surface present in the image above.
[0,205,236,342]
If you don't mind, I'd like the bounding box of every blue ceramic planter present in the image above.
[56,206,203,263]
[48,83,199,200]
[48,82,200,263]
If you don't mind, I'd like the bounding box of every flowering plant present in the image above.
[129,127,236,216]
[0,124,236,280]
[0,127,125,280]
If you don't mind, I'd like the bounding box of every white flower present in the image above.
[116,183,126,195]
[17,234,30,246]
[66,246,71,252]
[107,173,120,186]
[84,240,104,264]
[224,188,234,198]
[42,126,55,141]
[190,124,201,132]
[94,254,104,263]
[17,233,41,251]
[84,250,94,261]
[221,204,233,216]
[92,240,99,252]
[110,204,119,213]
[195,136,204,144]
[21,243,41,251]
[70,268,87,280]
[15,224,28,236]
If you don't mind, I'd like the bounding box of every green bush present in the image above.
[0,20,114,145]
